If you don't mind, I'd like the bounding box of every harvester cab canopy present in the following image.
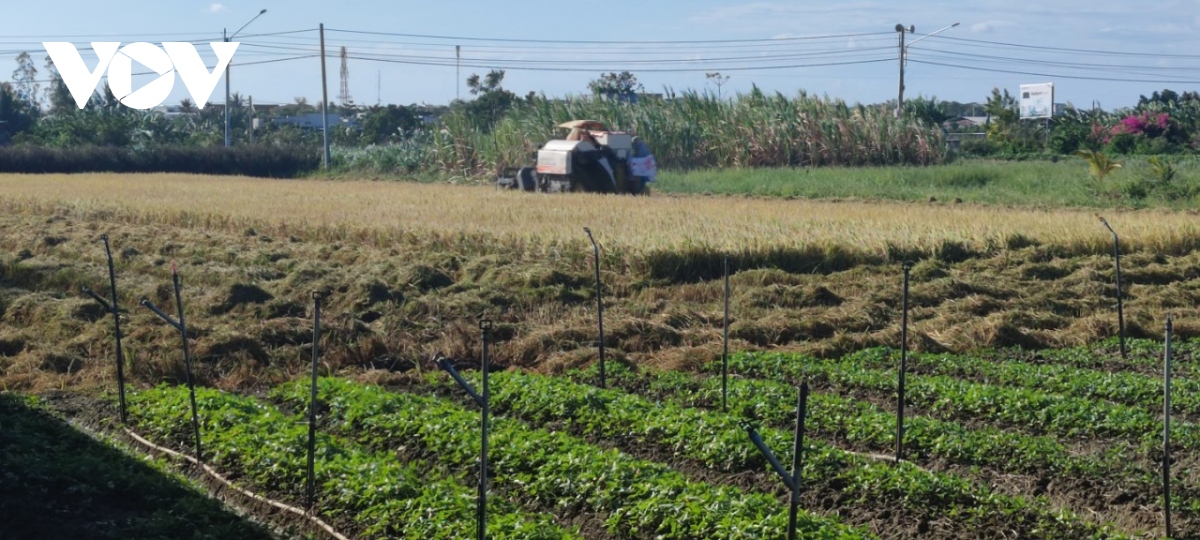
[557,119,609,131]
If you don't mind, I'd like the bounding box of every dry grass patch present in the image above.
[4,174,1200,282]
[2,175,1200,395]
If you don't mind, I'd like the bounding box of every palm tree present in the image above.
[1077,149,1122,182]
[1147,156,1176,186]
[179,98,196,114]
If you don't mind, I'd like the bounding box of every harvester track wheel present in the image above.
[518,167,537,192]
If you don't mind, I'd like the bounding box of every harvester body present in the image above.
[498,120,656,195]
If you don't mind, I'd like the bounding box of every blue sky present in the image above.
[2,0,1199,110]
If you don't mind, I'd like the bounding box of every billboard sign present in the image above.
[1020,82,1054,119]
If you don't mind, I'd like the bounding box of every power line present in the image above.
[347,55,896,73]
[260,33,896,53]
[24,54,316,85]
[0,31,224,39]
[240,42,895,66]
[8,22,1199,107]
[326,27,892,45]
[233,29,319,39]
[906,58,1200,84]
[911,46,1200,73]
[248,35,899,56]
[910,51,1200,82]
[932,34,1200,60]
[0,28,315,46]
[0,29,318,57]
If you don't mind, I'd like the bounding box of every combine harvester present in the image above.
[497,120,657,195]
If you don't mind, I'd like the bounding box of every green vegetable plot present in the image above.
[457,369,1128,540]
[127,385,579,540]
[838,347,1200,420]
[725,352,1200,449]
[272,378,866,540]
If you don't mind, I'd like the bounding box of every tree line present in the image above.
[3,51,1198,161]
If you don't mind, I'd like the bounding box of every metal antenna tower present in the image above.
[339,46,352,106]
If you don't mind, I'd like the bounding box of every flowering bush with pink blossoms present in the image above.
[1111,111,1171,138]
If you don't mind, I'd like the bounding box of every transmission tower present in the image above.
[338,46,352,106]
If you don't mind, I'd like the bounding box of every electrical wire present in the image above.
[906,58,1200,84]
[326,28,893,45]
[347,55,896,73]
[239,42,895,66]
[910,45,1200,73]
[0,28,318,57]
[246,36,899,56]
[24,54,317,85]
[5,22,1198,103]
[910,51,1200,82]
[931,34,1200,60]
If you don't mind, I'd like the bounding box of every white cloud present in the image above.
[688,1,888,33]
[970,20,1014,34]
[1146,22,1191,35]
[208,3,229,14]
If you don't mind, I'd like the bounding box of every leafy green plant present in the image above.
[1148,156,1178,185]
[725,351,1200,451]
[271,378,865,540]
[420,370,1129,540]
[637,367,1102,476]
[1077,149,1123,182]
[128,385,578,540]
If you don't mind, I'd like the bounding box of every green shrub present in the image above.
[0,145,319,177]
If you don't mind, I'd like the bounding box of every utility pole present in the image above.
[456,45,462,101]
[248,95,254,144]
[894,24,912,118]
[319,23,331,169]
[224,28,230,146]
[223,9,267,147]
[706,72,730,100]
[895,22,958,118]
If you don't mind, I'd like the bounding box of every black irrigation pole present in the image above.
[723,254,731,413]
[584,227,605,388]
[897,261,912,463]
[1164,316,1174,539]
[746,382,808,540]
[140,264,202,462]
[81,234,127,424]
[478,320,491,540]
[1099,217,1127,359]
[306,291,325,510]
[436,319,492,540]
